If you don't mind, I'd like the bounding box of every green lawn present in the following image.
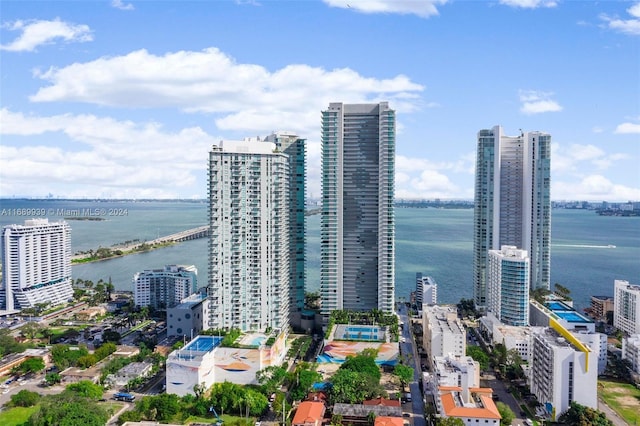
[598,379,640,425]
[0,406,39,426]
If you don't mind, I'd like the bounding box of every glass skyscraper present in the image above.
[473,125,551,309]
[320,102,396,320]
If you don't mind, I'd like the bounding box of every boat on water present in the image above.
[608,244,616,248]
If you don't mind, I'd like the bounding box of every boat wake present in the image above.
[554,244,616,249]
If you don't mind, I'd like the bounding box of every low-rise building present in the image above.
[479,312,532,362]
[622,334,640,374]
[292,401,326,426]
[427,353,501,425]
[589,295,614,322]
[106,361,153,387]
[166,331,287,396]
[167,293,209,337]
[423,305,465,367]
[529,321,598,420]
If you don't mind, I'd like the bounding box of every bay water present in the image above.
[1,199,638,312]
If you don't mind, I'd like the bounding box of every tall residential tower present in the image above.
[264,131,307,330]
[1,219,73,311]
[473,126,551,308]
[320,102,396,320]
[207,139,290,333]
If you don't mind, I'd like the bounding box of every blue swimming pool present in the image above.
[555,311,590,323]
[547,301,569,311]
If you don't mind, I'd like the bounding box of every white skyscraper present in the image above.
[473,125,551,308]
[320,102,395,320]
[208,139,290,332]
[614,279,640,335]
[486,245,530,326]
[263,131,307,330]
[1,219,73,311]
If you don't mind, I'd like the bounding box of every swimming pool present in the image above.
[547,301,570,311]
[555,311,590,323]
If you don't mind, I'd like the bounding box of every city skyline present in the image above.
[1,1,639,201]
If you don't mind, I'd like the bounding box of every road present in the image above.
[398,304,426,426]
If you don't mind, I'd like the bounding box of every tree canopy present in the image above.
[466,346,489,371]
[27,393,109,426]
[17,357,45,374]
[496,401,514,426]
[65,380,104,400]
[393,364,414,390]
[558,401,614,426]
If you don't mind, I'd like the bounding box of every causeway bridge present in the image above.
[152,225,210,244]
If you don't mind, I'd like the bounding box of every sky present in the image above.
[0,0,639,201]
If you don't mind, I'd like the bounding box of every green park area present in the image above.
[598,379,640,425]
[0,406,39,426]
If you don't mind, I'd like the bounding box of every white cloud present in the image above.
[519,90,563,115]
[394,154,473,199]
[322,0,448,18]
[30,47,424,137]
[0,18,92,52]
[111,0,135,11]
[0,109,217,199]
[553,175,640,201]
[499,0,557,8]
[600,2,640,36]
[551,142,630,175]
[615,121,640,134]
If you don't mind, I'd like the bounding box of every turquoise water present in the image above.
[1,200,638,312]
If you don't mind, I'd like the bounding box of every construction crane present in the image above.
[209,406,223,426]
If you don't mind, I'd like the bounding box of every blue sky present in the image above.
[1,0,639,201]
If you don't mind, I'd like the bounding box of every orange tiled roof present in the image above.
[292,401,326,426]
[363,397,402,407]
[375,416,405,426]
[439,390,501,420]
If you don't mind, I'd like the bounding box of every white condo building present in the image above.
[416,273,437,307]
[423,305,466,366]
[473,126,551,308]
[208,139,290,332]
[486,245,530,326]
[614,279,640,336]
[263,131,307,330]
[320,102,395,320]
[133,265,197,310]
[622,335,640,375]
[530,325,598,420]
[1,219,73,311]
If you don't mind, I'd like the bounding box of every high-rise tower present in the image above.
[473,125,551,309]
[207,139,290,332]
[1,219,73,311]
[486,245,530,326]
[320,102,396,320]
[264,132,307,330]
